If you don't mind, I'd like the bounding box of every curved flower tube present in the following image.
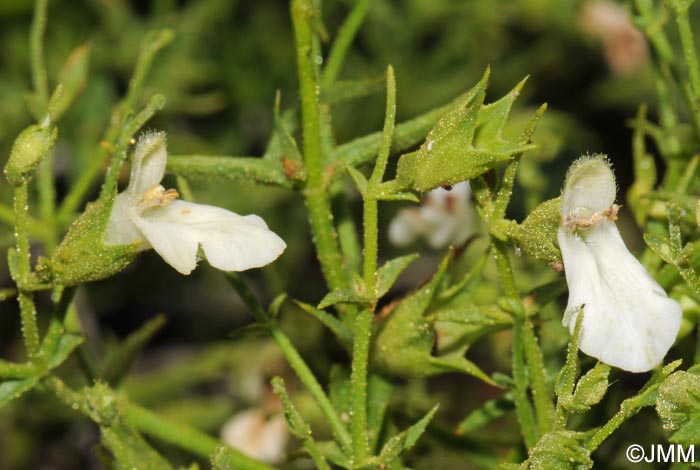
[558,155,681,372]
[104,132,286,275]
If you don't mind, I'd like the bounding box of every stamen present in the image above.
[139,184,179,209]
[564,204,619,230]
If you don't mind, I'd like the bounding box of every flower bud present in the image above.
[4,121,57,185]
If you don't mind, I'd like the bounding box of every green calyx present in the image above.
[37,199,139,286]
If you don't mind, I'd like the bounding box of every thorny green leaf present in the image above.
[372,254,494,384]
[656,365,700,444]
[566,362,610,413]
[394,74,536,192]
[521,431,593,470]
[518,197,562,264]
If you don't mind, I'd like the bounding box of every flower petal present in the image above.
[561,156,617,219]
[128,132,168,198]
[132,211,201,274]
[103,192,147,246]
[138,200,286,274]
[558,222,682,372]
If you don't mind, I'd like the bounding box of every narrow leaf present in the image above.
[0,378,39,410]
[375,253,419,298]
[375,404,439,464]
[167,156,292,188]
[295,300,353,347]
[321,75,386,105]
[47,332,85,369]
[456,394,514,434]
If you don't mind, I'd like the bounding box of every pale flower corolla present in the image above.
[104,132,286,275]
[220,408,289,463]
[388,181,473,249]
[558,156,681,372]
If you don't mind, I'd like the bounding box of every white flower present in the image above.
[558,155,681,372]
[220,408,289,463]
[104,132,286,275]
[388,181,474,249]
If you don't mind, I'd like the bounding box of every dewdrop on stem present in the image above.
[557,155,681,372]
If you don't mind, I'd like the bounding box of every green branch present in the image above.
[292,0,348,292]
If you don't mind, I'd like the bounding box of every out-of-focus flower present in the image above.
[558,155,681,372]
[388,181,474,249]
[579,0,648,76]
[104,132,286,274]
[220,408,289,464]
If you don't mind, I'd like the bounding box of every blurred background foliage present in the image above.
[0,0,695,469]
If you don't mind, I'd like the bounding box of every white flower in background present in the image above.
[579,0,648,76]
[558,155,681,372]
[388,181,474,249]
[220,408,289,464]
[104,132,286,274]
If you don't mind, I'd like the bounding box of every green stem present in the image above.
[122,29,173,114]
[36,156,57,253]
[674,6,700,99]
[335,191,363,274]
[226,273,353,454]
[292,0,347,291]
[126,402,275,470]
[42,375,85,411]
[522,319,553,435]
[322,0,372,87]
[554,311,584,430]
[349,308,372,463]
[30,0,57,253]
[0,288,18,301]
[41,286,77,357]
[14,183,41,359]
[362,197,379,285]
[363,66,396,284]
[0,360,39,379]
[492,240,537,450]
[586,394,649,452]
[673,6,700,140]
[30,0,49,113]
[97,94,165,203]
[695,322,700,366]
